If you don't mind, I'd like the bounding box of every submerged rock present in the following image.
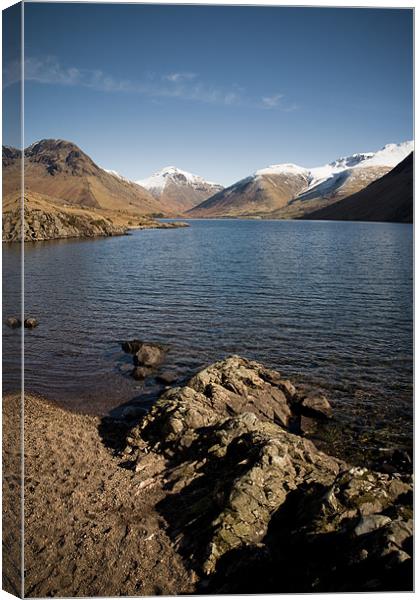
[122,340,168,379]
[24,317,38,329]
[156,371,178,385]
[5,317,21,329]
[131,366,153,381]
[123,355,412,593]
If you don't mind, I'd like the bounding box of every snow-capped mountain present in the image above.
[137,166,223,212]
[304,152,413,223]
[188,141,413,218]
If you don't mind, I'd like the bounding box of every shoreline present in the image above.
[3,356,413,596]
[2,192,190,243]
[2,218,189,243]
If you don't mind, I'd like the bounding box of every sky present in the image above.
[3,3,414,186]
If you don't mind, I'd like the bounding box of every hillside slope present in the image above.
[303,153,413,223]
[188,165,310,217]
[3,140,165,216]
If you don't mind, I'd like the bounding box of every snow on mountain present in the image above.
[189,140,413,219]
[256,141,413,197]
[256,163,309,177]
[358,140,414,167]
[136,166,223,212]
[137,166,221,193]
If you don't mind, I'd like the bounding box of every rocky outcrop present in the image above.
[3,205,127,242]
[2,203,189,242]
[123,356,412,593]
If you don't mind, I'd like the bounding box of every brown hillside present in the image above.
[3,140,165,215]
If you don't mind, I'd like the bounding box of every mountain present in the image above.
[187,164,311,217]
[188,141,414,219]
[3,139,164,215]
[303,152,413,223]
[137,166,223,213]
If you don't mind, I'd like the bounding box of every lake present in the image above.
[3,219,413,464]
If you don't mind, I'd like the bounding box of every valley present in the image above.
[2,138,414,243]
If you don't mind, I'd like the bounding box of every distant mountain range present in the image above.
[136,166,223,212]
[188,141,413,219]
[304,152,413,223]
[2,139,414,232]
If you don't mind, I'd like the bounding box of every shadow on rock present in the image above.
[100,355,414,593]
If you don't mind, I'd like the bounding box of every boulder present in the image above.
[125,356,412,592]
[186,355,294,428]
[134,343,166,368]
[24,317,38,329]
[5,317,21,329]
[299,391,332,419]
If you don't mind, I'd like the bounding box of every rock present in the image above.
[24,317,38,329]
[299,415,318,435]
[354,514,392,537]
[125,356,412,592]
[122,339,143,354]
[5,317,21,329]
[186,356,293,428]
[300,391,332,419]
[134,343,166,368]
[131,366,153,381]
[3,202,128,243]
[276,379,297,402]
[156,371,178,385]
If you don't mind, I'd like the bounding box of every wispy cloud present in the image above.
[3,56,298,111]
[261,93,298,111]
[262,94,284,108]
[164,72,197,82]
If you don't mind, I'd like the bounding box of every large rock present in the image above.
[185,355,297,428]
[299,391,332,419]
[134,343,166,368]
[124,356,413,592]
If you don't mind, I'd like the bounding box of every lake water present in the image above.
[3,219,413,463]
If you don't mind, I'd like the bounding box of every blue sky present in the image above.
[3,4,413,186]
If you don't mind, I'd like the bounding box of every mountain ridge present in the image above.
[3,138,165,215]
[188,141,413,219]
[303,152,413,223]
